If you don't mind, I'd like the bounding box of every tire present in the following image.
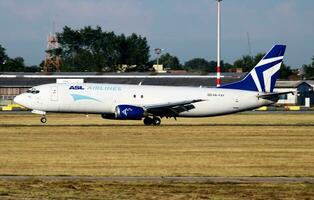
[40,117,47,124]
[143,117,153,125]
[152,117,161,126]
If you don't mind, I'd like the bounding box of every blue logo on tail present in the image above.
[221,45,286,93]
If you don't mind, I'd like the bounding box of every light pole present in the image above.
[216,0,222,87]
[154,48,163,66]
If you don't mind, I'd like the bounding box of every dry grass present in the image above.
[0,179,313,200]
[0,113,313,177]
[0,113,314,199]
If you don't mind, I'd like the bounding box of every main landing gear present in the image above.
[143,117,161,126]
[40,116,47,124]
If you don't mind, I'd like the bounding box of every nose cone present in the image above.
[14,95,25,107]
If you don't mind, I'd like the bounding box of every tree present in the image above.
[0,43,41,72]
[184,58,231,73]
[223,62,233,72]
[304,56,314,79]
[4,57,25,72]
[184,58,209,72]
[234,55,254,72]
[233,52,293,79]
[254,53,265,66]
[233,53,267,72]
[207,61,217,73]
[57,26,150,72]
[0,44,27,72]
[159,53,181,70]
[24,65,40,72]
[279,63,293,79]
[0,44,8,71]
[117,33,150,69]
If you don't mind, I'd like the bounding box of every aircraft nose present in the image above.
[13,95,24,106]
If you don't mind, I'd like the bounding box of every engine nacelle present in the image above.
[115,105,145,120]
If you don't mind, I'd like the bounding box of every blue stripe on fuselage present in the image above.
[70,94,102,102]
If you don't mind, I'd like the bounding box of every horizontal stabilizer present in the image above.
[257,91,294,100]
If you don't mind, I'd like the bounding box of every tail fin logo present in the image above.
[250,55,284,92]
[221,45,286,93]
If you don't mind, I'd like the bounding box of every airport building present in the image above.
[275,81,313,106]
[0,72,313,109]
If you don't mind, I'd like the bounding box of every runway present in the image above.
[1,176,314,183]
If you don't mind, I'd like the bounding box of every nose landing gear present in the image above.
[40,116,47,124]
[143,117,161,126]
[31,110,47,124]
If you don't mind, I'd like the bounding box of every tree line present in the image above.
[303,57,314,79]
[56,26,150,72]
[0,25,314,79]
[151,52,293,79]
[0,45,38,72]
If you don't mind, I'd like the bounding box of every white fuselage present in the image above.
[14,83,274,117]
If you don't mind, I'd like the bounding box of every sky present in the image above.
[0,0,313,68]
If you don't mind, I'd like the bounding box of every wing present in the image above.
[144,99,204,118]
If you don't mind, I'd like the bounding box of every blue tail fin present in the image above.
[221,45,286,92]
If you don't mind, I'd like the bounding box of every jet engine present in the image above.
[101,105,145,120]
[116,105,145,120]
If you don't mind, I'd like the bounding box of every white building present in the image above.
[275,81,313,106]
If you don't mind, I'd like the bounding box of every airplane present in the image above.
[14,45,291,125]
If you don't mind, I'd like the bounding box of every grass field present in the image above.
[0,113,314,199]
[0,113,314,177]
[0,179,313,200]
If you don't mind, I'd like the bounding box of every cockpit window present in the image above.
[26,88,40,94]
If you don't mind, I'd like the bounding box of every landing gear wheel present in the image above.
[152,117,161,126]
[40,116,47,124]
[143,117,153,126]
